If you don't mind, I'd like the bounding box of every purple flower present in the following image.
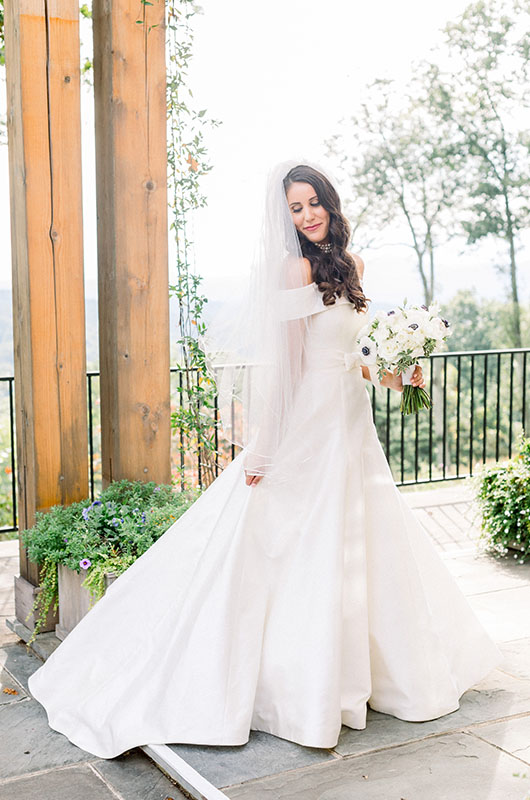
[92,500,102,507]
[79,558,92,570]
[111,517,120,526]
[63,537,68,543]
[141,512,147,523]
[153,487,161,493]
[82,507,90,521]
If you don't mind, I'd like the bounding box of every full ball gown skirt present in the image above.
[28,287,503,759]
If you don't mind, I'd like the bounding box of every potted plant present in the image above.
[22,479,199,642]
[474,435,530,564]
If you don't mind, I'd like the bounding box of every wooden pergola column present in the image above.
[5,0,88,627]
[93,0,171,487]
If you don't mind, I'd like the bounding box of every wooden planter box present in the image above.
[14,575,59,633]
[56,565,118,641]
[507,540,526,553]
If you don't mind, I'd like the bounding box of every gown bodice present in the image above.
[282,282,369,374]
[305,288,368,359]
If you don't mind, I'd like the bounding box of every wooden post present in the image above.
[5,0,88,627]
[93,0,171,487]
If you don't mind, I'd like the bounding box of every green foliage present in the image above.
[474,435,530,563]
[22,479,199,641]
[445,290,530,351]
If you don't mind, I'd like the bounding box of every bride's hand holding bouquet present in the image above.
[357,301,452,415]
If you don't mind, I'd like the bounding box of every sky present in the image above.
[0,0,528,312]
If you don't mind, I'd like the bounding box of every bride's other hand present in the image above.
[380,369,404,393]
[410,364,426,388]
[245,471,263,486]
[381,364,425,392]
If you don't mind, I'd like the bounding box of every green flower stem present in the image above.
[400,385,433,415]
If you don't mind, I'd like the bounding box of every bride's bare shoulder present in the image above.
[283,255,313,289]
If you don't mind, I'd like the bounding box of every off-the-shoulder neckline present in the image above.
[281,281,317,291]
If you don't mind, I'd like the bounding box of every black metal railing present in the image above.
[0,376,17,533]
[369,348,529,486]
[1,347,529,534]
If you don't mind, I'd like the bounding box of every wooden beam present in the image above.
[93,0,171,486]
[5,0,88,621]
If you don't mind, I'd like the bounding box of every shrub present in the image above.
[475,436,530,564]
[22,479,200,641]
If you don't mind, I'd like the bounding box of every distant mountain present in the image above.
[0,291,100,376]
[0,289,226,377]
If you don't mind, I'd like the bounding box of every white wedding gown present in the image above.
[28,283,502,759]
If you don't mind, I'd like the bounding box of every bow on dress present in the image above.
[343,351,363,371]
[343,350,382,392]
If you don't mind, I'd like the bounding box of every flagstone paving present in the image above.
[0,639,188,798]
[1,483,530,800]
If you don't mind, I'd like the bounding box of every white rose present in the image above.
[429,318,448,342]
[373,321,392,345]
[378,338,401,365]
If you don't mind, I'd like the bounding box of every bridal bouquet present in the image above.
[357,301,452,415]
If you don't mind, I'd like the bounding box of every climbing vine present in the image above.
[166,0,221,489]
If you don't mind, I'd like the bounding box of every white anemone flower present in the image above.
[358,335,378,365]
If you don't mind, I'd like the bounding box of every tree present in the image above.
[444,289,528,351]
[425,0,530,347]
[327,79,461,305]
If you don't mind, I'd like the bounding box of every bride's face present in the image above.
[286,181,330,245]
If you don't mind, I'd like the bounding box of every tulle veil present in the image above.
[200,158,341,480]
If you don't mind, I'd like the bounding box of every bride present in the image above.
[28,160,502,760]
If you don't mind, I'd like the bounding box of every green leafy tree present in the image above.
[444,289,529,351]
[425,0,530,346]
[327,79,461,305]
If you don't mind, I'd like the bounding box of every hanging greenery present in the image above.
[166,0,221,489]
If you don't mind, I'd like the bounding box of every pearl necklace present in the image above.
[315,241,332,253]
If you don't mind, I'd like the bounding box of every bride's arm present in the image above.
[245,258,312,486]
[354,253,386,389]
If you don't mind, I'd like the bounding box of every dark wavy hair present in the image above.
[283,164,369,311]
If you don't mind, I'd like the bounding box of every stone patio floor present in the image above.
[1,481,530,799]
